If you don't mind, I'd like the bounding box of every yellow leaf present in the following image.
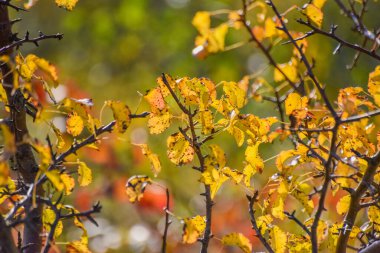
[336,195,351,215]
[274,59,298,83]
[0,162,10,186]
[304,4,323,28]
[222,167,243,184]
[245,141,264,173]
[256,215,273,234]
[285,93,308,115]
[0,178,15,204]
[368,206,380,231]
[368,66,380,106]
[208,23,229,52]
[43,207,63,239]
[264,18,277,38]
[66,112,84,137]
[199,110,214,135]
[33,142,52,171]
[192,11,210,35]
[50,123,65,150]
[16,54,58,85]
[200,166,228,199]
[276,150,297,172]
[105,100,132,134]
[222,232,252,253]
[138,144,161,177]
[272,196,285,220]
[46,170,64,191]
[60,173,75,195]
[291,183,314,215]
[147,109,172,134]
[269,226,287,253]
[243,164,256,188]
[287,234,311,253]
[144,87,167,114]
[125,175,152,203]
[60,98,92,120]
[313,0,327,9]
[182,215,206,244]
[0,124,16,156]
[55,0,78,11]
[167,132,194,165]
[156,74,176,97]
[208,144,226,168]
[223,81,246,109]
[77,161,92,187]
[0,84,8,105]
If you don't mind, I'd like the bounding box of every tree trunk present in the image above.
[0,6,43,253]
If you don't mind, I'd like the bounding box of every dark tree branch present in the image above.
[247,193,274,253]
[336,152,380,253]
[297,20,380,61]
[161,188,171,253]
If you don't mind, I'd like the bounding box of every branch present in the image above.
[247,193,274,253]
[0,0,26,11]
[0,31,63,55]
[161,188,171,253]
[0,215,17,253]
[297,20,380,61]
[336,151,380,253]
[284,211,311,236]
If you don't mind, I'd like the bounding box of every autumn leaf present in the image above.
[125,175,152,203]
[66,112,84,136]
[55,0,79,11]
[222,233,252,253]
[200,166,228,199]
[0,162,9,186]
[182,215,206,244]
[77,161,92,187]
[167,132,194,165]
[105,100,132,133]
[368,206,380,231]
[147,109,172,134]
[192,11,210,35]
[269,226,287,253]
[223,81,246,109]
[304,3,323,28]
[285,93,308,115]
[138,144,161,177]
[274,59,298,83]
[368,66,380,106]
[336,195,351,215]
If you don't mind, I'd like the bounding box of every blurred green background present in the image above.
[11,0,380,252]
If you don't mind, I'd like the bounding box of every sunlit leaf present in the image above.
[222,232,252,253]
[274,59,298,83]
[77,161,92,187]
[223,81,246,109]
[285,93,308,115]
[304,4,323,28]
[336,195,351,215]
[147,109,172,134]
[138,144,161,177]
[269,226,287,253]
[167,132,194,165]
[192,11,210,35]
[66,112,84,136]
[105,100,131,133]
[200,166,228,199]
[125,175,152,203]
[368,66,380,106]
[182,215,206,244]
[55,0,78,11]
